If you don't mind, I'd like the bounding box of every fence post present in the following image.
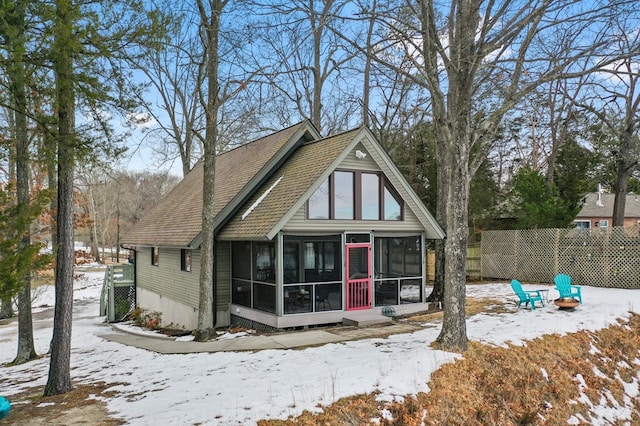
[513,230,519,278]
[554,229,559,276]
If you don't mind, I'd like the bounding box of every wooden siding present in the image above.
[136,247,201,309]
[215,241,231,310]
[283,143,425,233]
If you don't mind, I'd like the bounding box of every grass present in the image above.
[258,309,640,425]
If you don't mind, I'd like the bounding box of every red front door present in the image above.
[346,243,371,310]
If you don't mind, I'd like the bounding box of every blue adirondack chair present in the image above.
[554,274,583,304]
[510,279,545,310]
[0,395,10,420]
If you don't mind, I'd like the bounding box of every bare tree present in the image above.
[129,3,206,177]
[194,0,226,342]
[571,11,640,226]
[254,0,360,133]
[351,0,629,351]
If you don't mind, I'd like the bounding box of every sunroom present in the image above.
[229,232,427,329]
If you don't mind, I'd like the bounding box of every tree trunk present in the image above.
[612,130,633,227]
[45,0,75,396]
[194,0,224,342]
[6,0,38,365]
[0,298,13,319]
[435,152,470,351]
[426,126,447,303]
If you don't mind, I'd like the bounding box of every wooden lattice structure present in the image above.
[481,227,640,289]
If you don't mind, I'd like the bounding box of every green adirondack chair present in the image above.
[553,274,583,304]
[510,279,545,310]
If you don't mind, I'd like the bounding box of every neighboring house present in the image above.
[574,192,640,229]
[121,121,445,331]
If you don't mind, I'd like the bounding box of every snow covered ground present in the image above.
[1,264,640,424]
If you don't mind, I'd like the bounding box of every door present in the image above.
[346,243,371,310]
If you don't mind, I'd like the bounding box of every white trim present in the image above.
[242,175,284,220]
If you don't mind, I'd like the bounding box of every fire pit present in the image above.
[554,297,580,310]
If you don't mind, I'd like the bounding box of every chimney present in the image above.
[596,183,603,207]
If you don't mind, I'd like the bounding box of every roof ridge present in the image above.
[218,121,309,156]
[304,126,363,145]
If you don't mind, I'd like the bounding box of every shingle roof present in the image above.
[121,121,315,247]
[217,129,360,239]
[576,192,640,218]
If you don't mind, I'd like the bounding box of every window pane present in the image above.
[361,173,380,220]
[232,279,251,307]
[334,171,354,219]
[384,186,402,220]
[309,178,329,219]
[232,241,252,280]
[400,278,422,303]
[374,236,421,277]
[151,247,159,266]
[405,237,422,275]
[181,249,192,272]
[254,242,275,283]
[283,241,299,284]
[253,282,276,313]
[303,238,342,283]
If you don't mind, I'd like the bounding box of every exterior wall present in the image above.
[137,286,199,330]
[575,217,640,229]
[136,245,231,329]
[136,247,200,329]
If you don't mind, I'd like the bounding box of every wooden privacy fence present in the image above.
[481,227,640,289]
[425,245,481,282]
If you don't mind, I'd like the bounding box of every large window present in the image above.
[308,170,402,221]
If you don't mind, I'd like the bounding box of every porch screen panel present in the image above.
[374,236,423,305]
[231,242,252,307]
[283,235,342,314]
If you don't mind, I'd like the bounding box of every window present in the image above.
[308,178,329,219]
[307,170,403,221]
[334,171,354,219]
[255,242,276,284]
[573,220,591,229]
[599,220,609,228]
[361,173,379,220]
[383,186,402,220]
[180,249,192,272]
[151,247,159,266]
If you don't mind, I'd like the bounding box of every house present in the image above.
[574,191,640,229]
[121,121,445,331]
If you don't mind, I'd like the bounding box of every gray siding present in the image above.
[136,247,201,309]
[338,143,380,171]
[215,241,231,309]
[283,143,426,233]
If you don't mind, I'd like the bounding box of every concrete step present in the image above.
[342,312,393,327]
